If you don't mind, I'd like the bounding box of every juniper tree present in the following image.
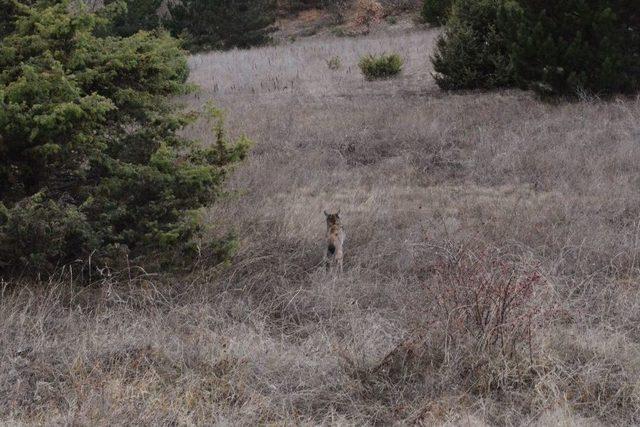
[431,0,640,97]
[508,0,640,96]
[431,0,517,90]
[0,0,250,277]
[102,0,163,37]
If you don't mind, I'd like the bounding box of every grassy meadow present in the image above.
[3,26,640,425]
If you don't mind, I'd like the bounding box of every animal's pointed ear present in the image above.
[336,208,341,216]
[324,210,329,217]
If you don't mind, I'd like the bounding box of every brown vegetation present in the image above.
[275,0,421,39]
[3,27,640,425]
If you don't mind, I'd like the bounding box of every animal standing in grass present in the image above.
[324,210,345,272]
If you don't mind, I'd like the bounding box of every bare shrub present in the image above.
[430,243,547,360]
[353,0,385,30]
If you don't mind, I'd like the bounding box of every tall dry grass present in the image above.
[3,27,640,425]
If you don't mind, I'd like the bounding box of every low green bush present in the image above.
[359,53,404,80]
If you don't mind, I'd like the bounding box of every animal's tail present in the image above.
[327,243,336,255]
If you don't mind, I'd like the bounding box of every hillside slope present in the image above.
[3,27,640,425]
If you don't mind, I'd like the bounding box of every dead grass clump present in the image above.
[326,55,343,70]
[538,328,640,423]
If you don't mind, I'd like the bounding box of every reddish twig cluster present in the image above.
[431,246,547,360]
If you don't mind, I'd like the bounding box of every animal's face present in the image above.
[324,210,341,226]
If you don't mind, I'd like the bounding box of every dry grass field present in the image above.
[3,27,640,425]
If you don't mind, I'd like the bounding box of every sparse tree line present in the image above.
[91,0,277,52]
[424,0,640,97]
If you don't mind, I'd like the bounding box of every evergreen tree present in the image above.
[421,0,453,25]
[167,0,276,52]
[0,0,23,38]
[102,0,163,37]
[508,0,640,96]
[432,0,517,90]
[0,0,250,276]
[431,0,640,97]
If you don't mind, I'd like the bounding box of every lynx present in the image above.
[324,209,345,272]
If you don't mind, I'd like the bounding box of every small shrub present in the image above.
[331,26,349,37]
[347,244,551,401]
[421,0,453,25]
[359,53,404,80]
[386,15,398,25]
[430,245,547,359]
[326,55,342,70]
[412,244,551,395]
